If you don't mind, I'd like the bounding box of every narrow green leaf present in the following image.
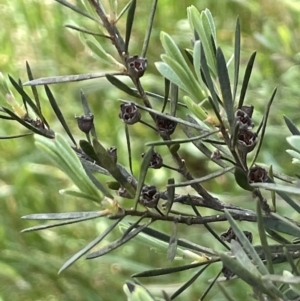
[217,283,236,301]
[224,209,269,275]
[125,0,136,54]
[234,166,253,191]
[263,215,300,237]
[85,38,112,64]
[170,83,178,117]
[119,222,177,254]
[23,72,124,86]
[133,259,216,278]
[168,166,234,188]
[0,113,13,120]
[79,140,101,165]
[287,135,300,152]
[233,17,240,101]
[128,224,217,255]
[165,178,175,215]
[155,62,188,92]
[171,265,210,300]
[219,252,282,299]
[87,221,151,259]
[167,223,178,261]
[261,274,300,285]
[161,78,170,113]
[193,40,203,85]
[26,62,47,126]
[268,165,276,211]
[65,24,108,37]
[9,76,42,121]
[200,269,222,301]
[238,51,256,109]
[265,229,291,244]
[0,133,32,139]
[106,74,141,98]
[251,182,300,195]
[146,130,219,147]
[283,247,300,276]
[256,200,274,274]
[141,0,158,57]
[82,164,113,198]
[284,115,300,135]
[134,146,153,209]
[250,88,277,167]
[92,138,136,197]
[54,0,102,23]
[44,85,76,146]
[36,134,101,199]
[188,6,217,75]
[55,134,98,196]
[216,48,234,127]
[116,1,131,23]
[230,240,259,275]
[270,212,300,238]
[60,188,103,203]
[80,157,110,175]
[160,32,192,81]
[22,211,103,220]
[200,43,221,118]
[2,107,54,138]
[21,214,104,233]
[58,218,123,273]
[161,54,204,101]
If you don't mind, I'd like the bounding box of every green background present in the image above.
[0,0,300,300]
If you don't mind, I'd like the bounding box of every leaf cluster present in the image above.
[1,1,300,300]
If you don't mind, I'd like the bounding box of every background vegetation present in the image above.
[0,0,300,300]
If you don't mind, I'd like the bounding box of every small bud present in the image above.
[155,114,177,135]
[139,185,160,208]
[235,109,254,129]
[222,266,235,280]
[248,165,268,183]
[240,105,254,118]
[211,150,222,160]
[142,151,163,169]
[220,227,253,280]
[119,103,141,124]
[117,187,134,199]
[107,146,117,163]
[126,55,147,78]
[76,114,94,134]
[237,130,257,154]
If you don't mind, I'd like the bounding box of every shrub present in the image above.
[1,1,300,300]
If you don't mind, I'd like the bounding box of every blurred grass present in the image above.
[0,0,300,300]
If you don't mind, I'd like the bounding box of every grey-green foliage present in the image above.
[1,1,300,301]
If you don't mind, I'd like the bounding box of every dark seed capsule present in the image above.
[248,165,268,183]
[107,146,117,163]
[139,185,160,208]
[240,105,254,118]
[237,129,257,154]
[235,109,254,129]
[142,151,163,169]
[126,55,148,78]
[76,114,94,134]
[119,103,141,125]
[155,114,177,135]
[220,227,253,244]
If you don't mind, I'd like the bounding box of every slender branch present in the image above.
[88,0,126,60]
[109,209,257,224]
